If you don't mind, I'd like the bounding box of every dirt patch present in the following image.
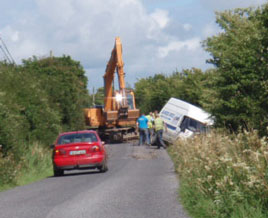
[131,146,159,160]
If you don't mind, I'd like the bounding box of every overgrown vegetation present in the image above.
[169,130,268,218]
[0,142,52,191]
[0,56,89,189]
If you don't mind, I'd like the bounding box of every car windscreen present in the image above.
[180,116,207,133]
[57,133,98,145]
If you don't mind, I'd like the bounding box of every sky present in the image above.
[0,0,267,91]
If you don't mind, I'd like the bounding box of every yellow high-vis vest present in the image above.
[154,117,164,131]
[146,115,153,128]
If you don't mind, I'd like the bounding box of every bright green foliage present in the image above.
[204,5,268,135]
[0,56,90,188]
[0,62,61,154]
[21,56,89,131]
[92,87,105,106]
[0,55,89,154]
[134,68,211,113]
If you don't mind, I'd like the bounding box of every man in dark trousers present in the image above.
[136,113,149,146]
[154,113,167,149]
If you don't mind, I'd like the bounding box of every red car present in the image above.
[51,130,108,176]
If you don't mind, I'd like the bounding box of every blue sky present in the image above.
[0,0,266,91]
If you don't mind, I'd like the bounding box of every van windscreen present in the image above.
[180,116,207,133]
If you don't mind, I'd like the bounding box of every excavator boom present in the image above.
[103,37,127,111]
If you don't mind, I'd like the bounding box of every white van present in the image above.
[159,98,214,143]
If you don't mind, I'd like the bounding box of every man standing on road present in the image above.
[154,113,167,149]
[136,113,150,146]
[146,112,154,144]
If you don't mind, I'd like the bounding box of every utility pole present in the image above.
[50,50,53,58]
[92,87,96,106]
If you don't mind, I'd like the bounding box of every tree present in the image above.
[22,56,89,131]
[134,69,209,114]
[0,62,61,154]
[204,4,268,135]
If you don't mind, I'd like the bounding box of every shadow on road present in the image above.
[47,169,101,178]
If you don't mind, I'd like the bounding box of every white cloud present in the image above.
[200,0,267,10]
[1,26,19,42]
[11,31,19,42]
[183,23,192,31]
[5,0,264,88]
[202,22,221,38]
[150,9,170,29]
[37,0,75,24]
[158,38,201,58]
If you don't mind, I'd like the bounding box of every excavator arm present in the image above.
[103,37,127,112]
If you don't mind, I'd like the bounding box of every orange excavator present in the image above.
[84,37,140,141]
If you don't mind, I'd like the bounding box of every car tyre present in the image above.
[98,161,108,173]
[53,167,64,177]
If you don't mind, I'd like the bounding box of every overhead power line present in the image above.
[0,35,15,65]
[0,44,12,63]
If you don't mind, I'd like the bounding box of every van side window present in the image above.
[180,117,189,132]
[189,119,198,132]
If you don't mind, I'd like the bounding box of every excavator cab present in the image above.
[126,91,135,109]
[105,88,139,125]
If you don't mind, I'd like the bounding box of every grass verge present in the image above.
[168,130,268,218]
[0,142,52,192]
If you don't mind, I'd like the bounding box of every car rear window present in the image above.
[57,133,98,145]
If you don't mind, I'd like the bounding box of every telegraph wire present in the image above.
[0,44,12,64]
[0,35,16,65]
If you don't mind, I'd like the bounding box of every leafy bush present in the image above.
[0,153,18,187]
[22,56,89,131]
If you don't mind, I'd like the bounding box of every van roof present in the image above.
[164,98,214,125]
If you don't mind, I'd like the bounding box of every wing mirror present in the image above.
[50,144,55,149]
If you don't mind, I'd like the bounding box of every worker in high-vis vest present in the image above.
[154,113,167,149]
[146,112,154,144]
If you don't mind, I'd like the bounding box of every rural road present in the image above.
[0,142,190,218]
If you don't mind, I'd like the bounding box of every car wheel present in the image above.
[53,167,64,177]
[98,161,108,173]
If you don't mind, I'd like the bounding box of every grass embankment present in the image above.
[0,143,52,192]
[169,130,268,218]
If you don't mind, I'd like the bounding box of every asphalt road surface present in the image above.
[0,142,190,218]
